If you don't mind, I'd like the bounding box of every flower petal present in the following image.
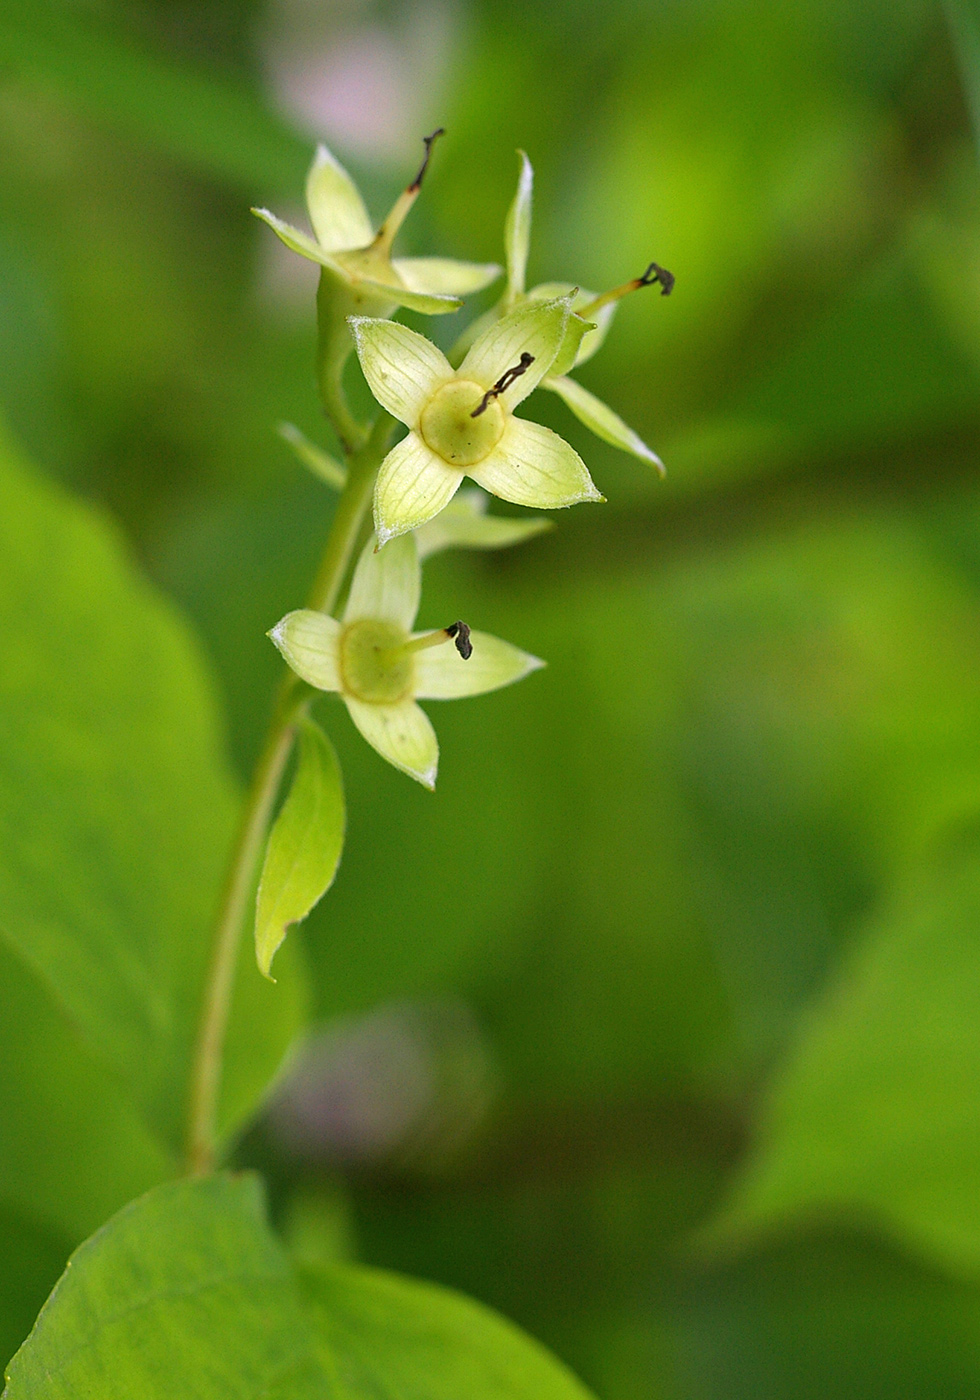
[544,375,665,473]
[253,213,461,314]
[393,257,502,295]
[349,318,452,427]
[530,282,617,367]
[573,305,617,367]
[344,697,439,788]
[305,144,374,253]
[251,207,348,272]
[268,610,342,691]
[352,274,462,316]
[374,433,465,545]
[414,630,544,698]
[504,150,534,303]
[414,488,552,559]
[459,297,571,405]
[469,417,602,509]
[343,531,421,630]
[546,311,594,380]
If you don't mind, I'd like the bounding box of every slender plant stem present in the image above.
[308,412,394,614]
[185,411,395,1175]
[316,274,368,456]
[185,676,304,1175]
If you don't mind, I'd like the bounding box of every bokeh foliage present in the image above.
[3,0,980,1394]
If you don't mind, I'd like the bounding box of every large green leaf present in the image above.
[302,1263,597,1400]
[0,421,305,1155]
[4,1174,598,1400]
[2,1176,323,1399]
[0,939,172,1246]
[700,837,980,1277]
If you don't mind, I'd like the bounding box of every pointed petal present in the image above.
[504,150,534,302]
[572,304,617,366]
[415,630,545,698]
[546,311,595,380]
[374,433,465,545]
[254,211,461,314]
[343,531,421,630]
[459,296,571,405]
[470,417,603,509]
[349,318,453,426]
[352,273,462,316]
[414,489,552,558]
[305,144,374,252]
[344,697,439,788]
[268,610,342,691]
[393,257,502,295]
[530,282,617,366]
[545,375,665,474]
[251,207,347,273]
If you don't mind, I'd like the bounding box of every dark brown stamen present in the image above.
[409,128,445,192]
[638,262,674,296]
[446,621,473,659]
[471,352,535,418]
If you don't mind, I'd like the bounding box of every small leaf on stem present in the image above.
[255,718,345,980]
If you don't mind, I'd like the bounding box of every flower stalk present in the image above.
[185,405,394,1176]
[185,674,305,1176]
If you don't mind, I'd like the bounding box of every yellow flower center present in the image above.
[338,619,414,704]
[419,380,505,468]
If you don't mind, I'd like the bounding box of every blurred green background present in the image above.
[4,0,980,1394]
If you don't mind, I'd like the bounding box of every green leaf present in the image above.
[0,938,173,1246]
[0,420,306,1156]
[301,1262,598,1400]
[699,839,980,1277]
[255,718,345,980]
[4,1175,597,1400]
[2,1175,323,1399]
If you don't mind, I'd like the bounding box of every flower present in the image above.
[463,151,668,474]
[269,532,543,788]
[252,134,501,320]
[350,297,602,545]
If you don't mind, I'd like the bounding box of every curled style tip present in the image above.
[472,352,535,417]
[410,128,446,191]
[446,621,473,660]
[639,262,675,296]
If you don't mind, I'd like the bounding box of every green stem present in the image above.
[185,413,394,1176]
[307,411,395,613]
[185,676,304,1176]
[316,274,368,455]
